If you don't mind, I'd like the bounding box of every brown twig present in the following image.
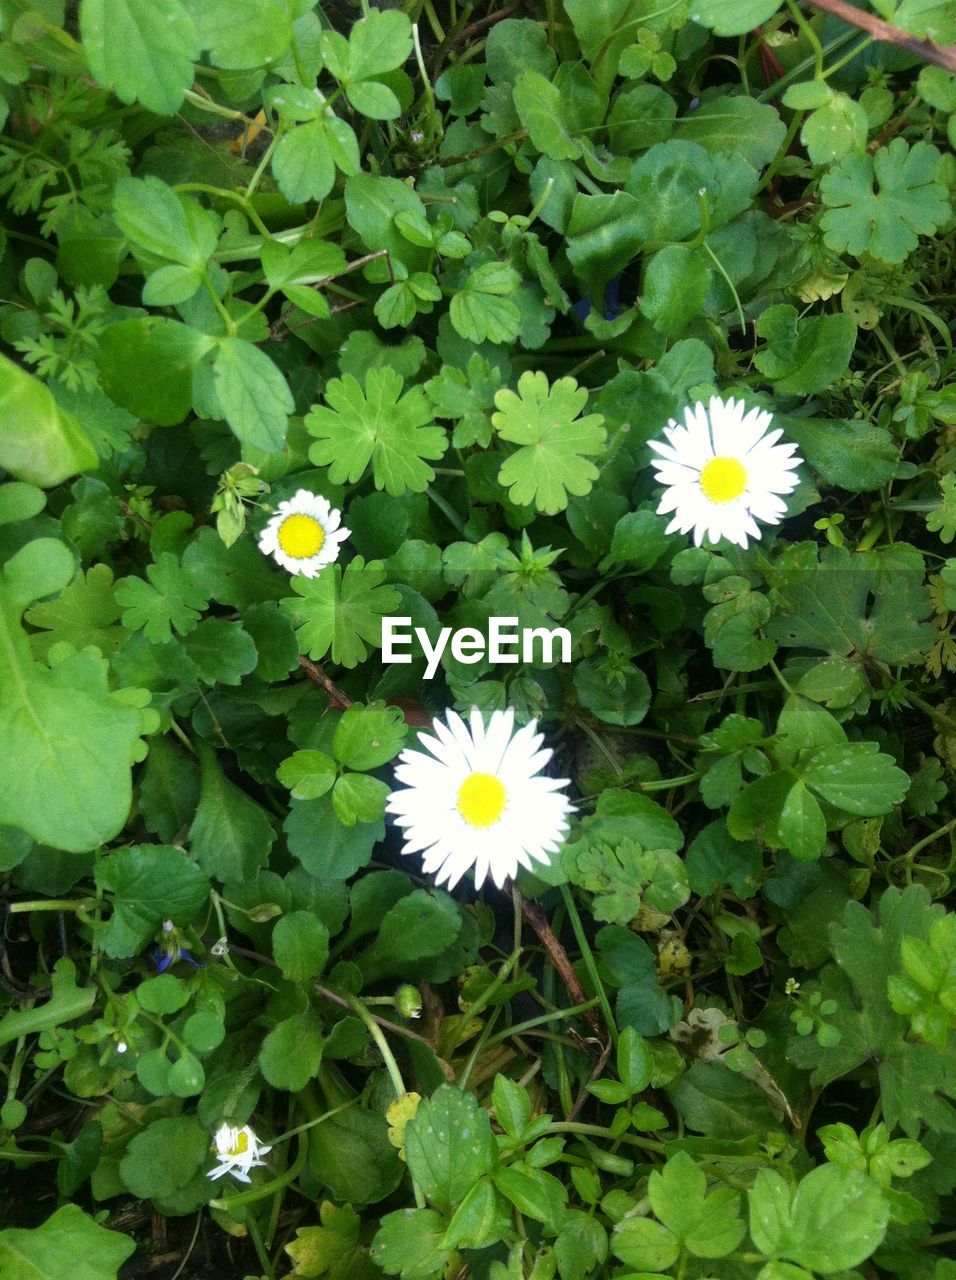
[298,655,352,708]
[518,897,608,1047]
[567,1037,614,1121]
[804,0,956,71]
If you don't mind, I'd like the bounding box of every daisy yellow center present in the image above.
[277,513,325,559]
[457,772,506,828]
[228,1131,249,1157]
[699,456,748,504]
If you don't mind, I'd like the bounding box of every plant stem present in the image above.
[559,885,619,1046]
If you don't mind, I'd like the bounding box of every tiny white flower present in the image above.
[116,1041,128,1054]
[210,937,229,958]
[648,396,802,549]
[258,489,350,577]
[386,707,572,891]
[208,1122,271,1183]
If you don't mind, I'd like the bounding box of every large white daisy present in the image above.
[386,706,572,891]
[258,489,349,576]
[648,396,802,549]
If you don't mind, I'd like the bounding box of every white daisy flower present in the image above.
[207,1123,271,1183]
[648,396,802,549]
[386,706,572,891]
[258,489,350,577]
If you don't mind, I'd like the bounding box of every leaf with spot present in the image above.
[404,1084,497,1214]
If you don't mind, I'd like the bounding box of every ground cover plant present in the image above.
[1,0,956,1276]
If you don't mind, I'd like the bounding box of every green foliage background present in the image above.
[1,0,955,1277]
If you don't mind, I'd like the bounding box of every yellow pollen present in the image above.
[228,1131,249,1156]
[700,456,748,504]
[277,513,325,559]
[457,772,506,829]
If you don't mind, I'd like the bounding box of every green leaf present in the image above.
[214,337,294,453]
[674,94,787,170]
[115,553,209,643]
[119,1115,207,1200]
[404,1085,497,1214]
[333,701,408,770]
[648,1152,746,1258]
[113,177,218,267]
[0,1204,134,1280]
[193,0,293,69]
[449,262,522,346]
[81,0,198,115]
[25,565,123,663]
[372,1208,451,1279]
[188,741,276,880]
[0,959,95,1052]
[777,780,828,861]
[332,772,389,826]
[570,839,689,924]
[0,549,156,852]
[273,910,330,981]
[689,0,783,36]
[780,415,897,493]
[260,1011,325,1090]
[0,353,98,487]
[640,244,710,337]
[768,544,934,664]
[95,844,209,957]
[181,618,257,684]
[801,93,868,165]
[493,371,606,515]
[565,191,644,290]
[820,139,950,264]
[755,306,857,395]
[344,8,413,79]
[611,1217,679,1272]
[277,750,337,800]
[272,118,347,204]
[494,1166,567,1230]
[281,556,401,668]
[307,369,447,495]
[617,1026,653,1094]
[360,891,462,984]
[574,656,651,727]
[802,743,909,815]
[685,820,762,898]
[749,1165,889,1274]
[97,317,209,427]
[514,70,582,160]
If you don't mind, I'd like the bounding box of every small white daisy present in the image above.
[386,706,572,891]
[208,1122,271,1183]
[648,396,802,549]
[258,489,350,577]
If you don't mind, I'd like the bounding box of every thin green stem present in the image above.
[559,885,618,1046]
[786,0,825,78]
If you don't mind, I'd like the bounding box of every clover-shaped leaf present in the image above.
[820,138,950,264]
[492,371,606,515]
[307,368,448,496]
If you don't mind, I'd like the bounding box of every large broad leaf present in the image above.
[0,353,98,486]
[188,741,275,881]
[0,541,157,851]
[80,0,199,115]
[404,1085,497,1213]
[689,0,783,36]
[749,1165,888,1274]
[94,844,210,958]
[0,1204,134,1280]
